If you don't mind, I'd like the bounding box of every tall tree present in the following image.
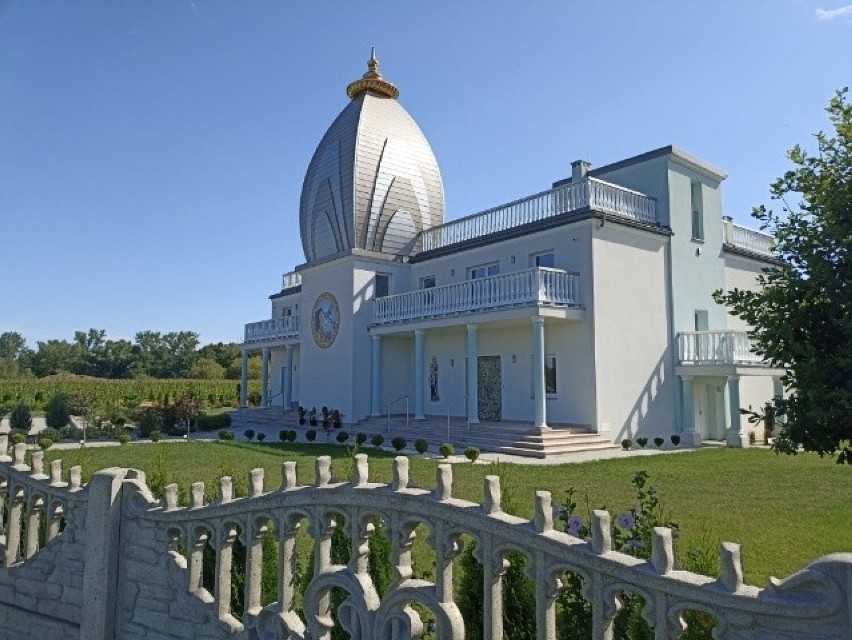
[715,89,852,464]
[0,332,27,360]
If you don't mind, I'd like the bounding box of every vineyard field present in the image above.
[0,377,261,411]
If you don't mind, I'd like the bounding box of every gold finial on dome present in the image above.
[346,47,399,100]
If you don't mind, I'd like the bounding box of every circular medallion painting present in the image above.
[311,292,340,349]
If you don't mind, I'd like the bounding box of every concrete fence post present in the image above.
[81,468,128,640]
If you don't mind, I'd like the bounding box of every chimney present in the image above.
[571,160,591,183]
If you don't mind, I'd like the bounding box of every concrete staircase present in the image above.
[229,409,617,459]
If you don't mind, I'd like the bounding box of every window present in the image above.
[531,251,554,268]
[545,356,557,394]
[530,355,558,396]
[469,263,499,279]
[420,276,436,289]
[282,307,292,317]
[375,274,390,298]
[691,180,704,241]
[694,309,709,331]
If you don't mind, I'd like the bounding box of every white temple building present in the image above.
[238,52,784,454]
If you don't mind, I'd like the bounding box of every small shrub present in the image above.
[135,408,160,438]
[196,412,232,432]
[370,434,384,448]
[287,430,297,442]
[117,433,130,446]
[355,432,368,446]
[748,431,757,445]
[45,393,70,429]
[670,434,681,446]
[621,438,632,450]
[391,436,407,452]
[10,403,32,432]
[257,432,266,442]
[414,438,428,455]
[336,431,349,444]
[439,442,454,458]
[279,429,297,443]
[10,431,27,445]
[636,437,648,448]
[305,429,317,442]
[37,437,53,450]
[218,429,235,441]
[244,429,256,441]
[150,430,162,443]
[464,446,480,463]
[653,437,664,448]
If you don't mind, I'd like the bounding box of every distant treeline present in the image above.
[0,329,262,380]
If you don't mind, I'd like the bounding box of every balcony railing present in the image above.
[723,219,774,258]
[678,330,767,366]
[282,270,302,290]
[373,267,580,325]
[244,316,300,344]
[418,177,657,253]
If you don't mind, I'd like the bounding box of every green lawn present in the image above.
[45,443,852,585]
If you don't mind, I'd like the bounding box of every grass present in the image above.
[44,442,852,585]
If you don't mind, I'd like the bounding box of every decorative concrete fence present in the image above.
[0,438,850,639]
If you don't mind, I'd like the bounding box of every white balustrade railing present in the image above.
[723,219,774,257]
[419,177,657,252]
[2,444,852,639]
[244,315,300,343]
[282,270,302,290]
[678,330,767,365]
[374,267,580,325]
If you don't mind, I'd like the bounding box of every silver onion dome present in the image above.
[299,50,445,262]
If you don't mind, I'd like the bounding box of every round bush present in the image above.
[391,436,407,452]
[244,429,256,441]
[149,430,162,443]
[370,434,384,448]
[355,432,368,446]
[305,429,317,442]
[464,446,480,463]
[10,431,27,445]
[218,429,235,441]
[439,442,454,458]
[653,437,665,448]
[117,433,130,446]
[621,439,632,450]
[414,438,428,455]
[670,434,681,446]
[336,431,349,444]
[636,437,648,448]
[279,430,289,443]
[37,437,53,450]
[45,393,70,429]
[10,403,32,432]
[257,432,266,442]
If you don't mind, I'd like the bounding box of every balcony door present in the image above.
[477,356,502,421]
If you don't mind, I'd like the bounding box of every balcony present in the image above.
[418,177,657,253]
[373,267,581,326]
[244,316,300,344]
[282,270,302,290]
[677,330,767,366]
[723,219,774,258]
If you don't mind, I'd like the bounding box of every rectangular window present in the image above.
[531,251,555,268]
[545,355,557,394]
[375,274,390,299]
[282,307,292,317]
[469,262,499,279]
[691,180,704,240]
[420,276,436,289]
[694,309,709,331]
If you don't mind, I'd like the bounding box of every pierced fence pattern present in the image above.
[244,316,301,344]
[677,331,767,366]
[0,446,850,639]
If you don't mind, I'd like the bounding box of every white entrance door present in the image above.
[694,383,708,439]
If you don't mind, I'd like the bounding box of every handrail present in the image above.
[386,395,410,436]
[446,395,468,442]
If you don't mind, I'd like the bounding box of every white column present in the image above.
[725,375,747,447]
[260,347,270,408]
[532,317,548,430]
[680,375,701,446]
[414,330,425,420]
[466,324,479,424]
[239,350,248,408]
[371,335,382,416]
[284,345,294,409]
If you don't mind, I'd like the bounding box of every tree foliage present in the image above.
[714,88,852,464]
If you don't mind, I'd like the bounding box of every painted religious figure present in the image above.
[429,355,440,401]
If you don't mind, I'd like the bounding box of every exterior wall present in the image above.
[592,155,671,225]
[723,252,768,331]
[591,223,675,439]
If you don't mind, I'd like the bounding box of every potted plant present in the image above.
[297,406,306,426]
[332,409,342,429]
[621,438,632,451]
[636,437,648,448]
[308,407,317,427]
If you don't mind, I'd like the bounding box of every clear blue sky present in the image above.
[1,1,849,348]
